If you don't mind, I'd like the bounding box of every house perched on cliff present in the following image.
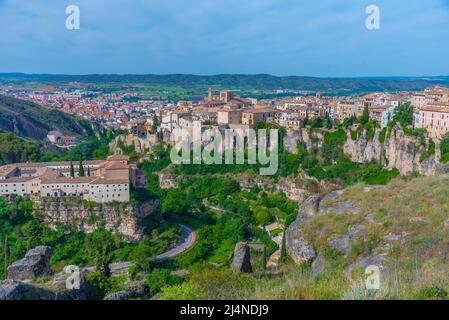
[0,151,147,203]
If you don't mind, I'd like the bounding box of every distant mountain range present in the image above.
[0,95,93,141]
[1,73,449,94]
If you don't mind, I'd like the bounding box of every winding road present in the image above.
[108,224,196,274]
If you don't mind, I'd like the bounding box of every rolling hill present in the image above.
[0,95,93,141]
[2,73,449,94]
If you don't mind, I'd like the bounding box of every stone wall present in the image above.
[36,197,160,242]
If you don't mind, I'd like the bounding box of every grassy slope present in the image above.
[160,175,449,300]
[262,175,449,299]
[0,95,92,141]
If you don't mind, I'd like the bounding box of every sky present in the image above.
[0,0,449,77]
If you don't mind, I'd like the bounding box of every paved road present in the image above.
[109,224,196,274]
[154,224,196,261]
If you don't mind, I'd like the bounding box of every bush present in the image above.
[253,208,273,226]
[146,268,182,295]
[440,133,449,163]
[415,285,448,300]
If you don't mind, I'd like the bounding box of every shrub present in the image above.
[414,285,448,300]
[146,268,182,295]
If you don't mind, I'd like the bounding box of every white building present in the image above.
[0,153,146,203]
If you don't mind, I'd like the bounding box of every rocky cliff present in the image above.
[36,198,160,242]
[343,127,449,176]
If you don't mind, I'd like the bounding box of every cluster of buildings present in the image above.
[0,86,164,129]
[0,151,147,203]
[412,87,449,139]
[148,86,449,143]
[3,82,449,143]
[153,89,404,139]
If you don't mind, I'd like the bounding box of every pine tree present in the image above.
[359,104,370,125]
[280,231,287,264]
[79,159,85,177]
[70,160,75,178]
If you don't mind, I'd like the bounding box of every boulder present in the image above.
[125,281,149,299]
[103,281,150,300]
[7,246,53,281]
[232,242,252,273]
[319,191,361,215]
[311,253,325,276]
[300,195,321,218]
[285,219,316,264]
[50,268,98,300]
[344,253,388,277]
[0,279,55,300]
[327,225,366,257]
[104,291,131,301]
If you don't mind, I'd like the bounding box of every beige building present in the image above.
[242,108,276,126]
[334,101,361,121]
[217,108,243,125]
[418,103,449,139]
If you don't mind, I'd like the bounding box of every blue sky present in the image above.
[0,0,448,76]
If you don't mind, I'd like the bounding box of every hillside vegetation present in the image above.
[0,95,93,141]
[2,74,449,94]
[159,174,449,300]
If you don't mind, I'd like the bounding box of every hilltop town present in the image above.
[3,83,449,143]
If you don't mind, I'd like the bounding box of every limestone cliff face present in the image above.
[36,198,160,242]
[284,128,323,154]
[343,127,449,176]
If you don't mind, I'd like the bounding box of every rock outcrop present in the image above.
[284,129,302,154]
[232,242,252,273]
[158,172,179,189]
[238,174,315,202]
[104,281,150,300]
[1,247,98,300]
[285,218,317,264]
[104,291,131,300]
[344,127,449,176]
[0,280,55,300]
[300,195,321,218]
[37,198,160,242]
[284,194,324,265]
[7,246,53,281]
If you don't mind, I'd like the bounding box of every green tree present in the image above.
[151,114,160,133]
[253,208,273,226]
[280,232,287,264]
[85,229,116,277]
[391,102,414,128]
[359,104,370,125]
[79,159,85,177]
[70,160,75,178]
